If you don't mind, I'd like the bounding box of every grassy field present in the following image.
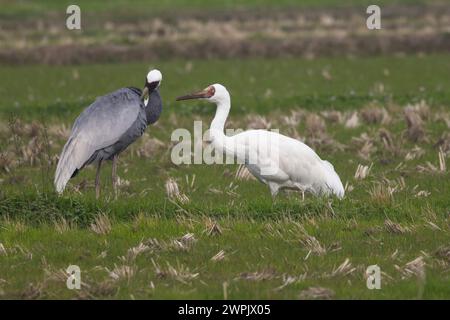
[2,55,450,118]
[0,0,441,19]
[0,54,449,299]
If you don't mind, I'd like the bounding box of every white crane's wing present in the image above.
[222,129,344,198]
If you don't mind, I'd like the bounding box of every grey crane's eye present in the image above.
[147,80,160,91]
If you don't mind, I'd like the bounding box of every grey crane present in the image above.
[54,69,163,198]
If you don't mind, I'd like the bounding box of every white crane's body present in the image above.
[177,84,345,199]
[212,129,344,197]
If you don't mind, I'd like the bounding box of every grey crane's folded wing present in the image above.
[54,88,145,193]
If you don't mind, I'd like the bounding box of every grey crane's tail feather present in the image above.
[54,136,92,194]
[322,160,345,199]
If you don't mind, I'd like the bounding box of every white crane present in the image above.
[176,84,344,199]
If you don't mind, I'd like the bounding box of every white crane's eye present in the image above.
[205,85,215,97]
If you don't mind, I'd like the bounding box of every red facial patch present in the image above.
[207,86,215,98]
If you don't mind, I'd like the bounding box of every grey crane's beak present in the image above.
[141,81,160,101]
[176,86,215,101]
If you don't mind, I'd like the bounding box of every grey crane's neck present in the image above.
[143,89,162,125]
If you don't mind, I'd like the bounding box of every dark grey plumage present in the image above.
[55,86,162,193]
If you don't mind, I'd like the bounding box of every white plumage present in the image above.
[177,84,344,199]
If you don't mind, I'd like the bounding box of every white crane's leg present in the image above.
[298,187,305,201]
[95,159,103,199]
[293,184,305,201]
[268,183,279,199]
[112,155,118,199]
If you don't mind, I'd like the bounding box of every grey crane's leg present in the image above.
[112,155,119,199]
[95,159,103,199]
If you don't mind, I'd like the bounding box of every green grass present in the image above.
[1,217,448,299]
[0,0,441,19]
[0,54,449,299]
[1,55,450,119]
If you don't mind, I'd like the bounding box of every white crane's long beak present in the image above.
[176,85,218,101]
[176,89,209,101]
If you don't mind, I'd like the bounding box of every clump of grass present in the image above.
[345,112,360,128]
[321,110,343,124]
[47,123,70,140]
[246,114,271,129]
[396,256,426,280]
[172,233,197,251]
[53,217,76,234]
[90,212,112,235]
[384,219,411,234]
[299,287,335,300]
[0,152,15,173]
[368,181,395,205]
[305,114,325,138]
[301,233,326,257]
[0,217,27,233]
[378,128,395,151]
[204,218,222,236]
[124,242,150,262]
[0,243,7,256]
[107,264,137,283]
[354,163,372,180]
[438,148,446,172]
[434,246,450,263]
[165,178,190,204]
[20,282,46,300]
[135,135,165,158]
[234,164,255,181]
[405,145,425,161]
[404,106,426,142]
[143,233,197,253]
[152,260,199,284]
[237,269,277,281]
[360,106,390,125]
[352,132,376,160]
[331,258,356,277]
[76,280,117,300]
[416,149,447,174]
[211,250,226,262]
[435,132,450,154]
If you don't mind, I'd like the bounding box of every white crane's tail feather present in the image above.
[322,160,345,199]
[54,136,92,194]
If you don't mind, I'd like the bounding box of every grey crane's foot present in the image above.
[95,160,103,200]
[112,155,118,200]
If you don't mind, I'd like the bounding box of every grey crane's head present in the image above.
[141,69,162,101]
[175,84,230,105]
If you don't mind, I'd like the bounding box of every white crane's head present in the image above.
[141,69,162,100]
[176,83,230,105]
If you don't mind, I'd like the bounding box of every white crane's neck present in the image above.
[209,98,230,140]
